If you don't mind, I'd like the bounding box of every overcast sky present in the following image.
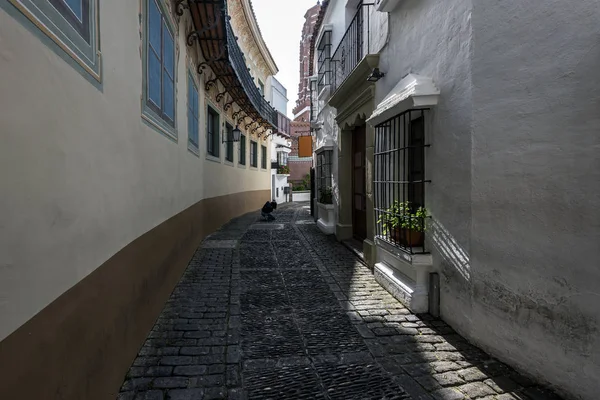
[251,0,319,118]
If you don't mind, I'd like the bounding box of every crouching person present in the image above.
[261,200,277,221]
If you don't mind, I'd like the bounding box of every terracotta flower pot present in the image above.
[387,224,424,247]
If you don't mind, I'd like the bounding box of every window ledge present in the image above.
[206,154,221,164]
[367,74,440,127]
[250,166,258,171]
[142,110,177,142]
[187,144,200,157]
[224,160,235,166]
[238,163,247,169]
[317,202,334,210]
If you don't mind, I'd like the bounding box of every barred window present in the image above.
[317,31,332,93]
[374,109,430,254]
[317,150,333,204]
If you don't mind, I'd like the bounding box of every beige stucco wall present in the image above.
[0,0,272,341]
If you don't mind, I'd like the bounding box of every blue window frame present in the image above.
[188,73,199,152]
[142,0,176,138]
[8,0,101,81]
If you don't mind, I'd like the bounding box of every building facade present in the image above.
[271,111,292,203]
[269,75,288,116]
[310,0,600,399]
[288,2,321,189]
[0,0,282,398]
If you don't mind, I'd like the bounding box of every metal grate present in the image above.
[317,30,332,93]
[374,109,430,254]
[317,150,333,204]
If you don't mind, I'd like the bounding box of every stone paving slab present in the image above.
[118,203,564,400]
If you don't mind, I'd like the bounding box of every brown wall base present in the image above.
[0,189,268,400]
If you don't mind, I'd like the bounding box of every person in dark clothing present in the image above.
[261,200,277,221]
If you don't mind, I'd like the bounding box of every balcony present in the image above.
[330,3,374,93]
[276,112,291,137]
[182,0,278,133]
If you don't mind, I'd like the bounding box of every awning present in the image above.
[367,74,440,126]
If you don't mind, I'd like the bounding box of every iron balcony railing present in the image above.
[226,20,278,128]
[331,3,373,93]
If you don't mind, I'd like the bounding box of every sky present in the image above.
[251,0,319,118]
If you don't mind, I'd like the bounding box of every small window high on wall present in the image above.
[374,109,430,254]
[187,73,199,153]
[207,106,220,157]
[143,0,176,138]
[8,0,101,80]
[250,141,258,167]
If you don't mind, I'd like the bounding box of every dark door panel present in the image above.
[352,125,367,241]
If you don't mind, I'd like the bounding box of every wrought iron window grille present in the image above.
[317,30,332,93]
[317,150,334,204]
[374,109,431,255]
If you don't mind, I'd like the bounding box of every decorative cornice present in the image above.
[239,0,278,75]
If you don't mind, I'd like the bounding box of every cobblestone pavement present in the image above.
[118,203,563,400]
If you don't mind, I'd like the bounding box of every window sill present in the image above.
[206,154,221,164]
[250,166,258,171]
[224,160,235,167]
[187,144,200,157]
[238,163,247,169]
[142,110,177,142]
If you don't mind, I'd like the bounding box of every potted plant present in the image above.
[277,165,290,175]
[319,187,333,204]
[377,201,427,247]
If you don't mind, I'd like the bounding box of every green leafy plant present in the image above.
[277,165,290,174]
[319,187,333,204]
[377,201,428,235]
[292,173,311,191]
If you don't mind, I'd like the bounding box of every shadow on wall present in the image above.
[429,218,471,283]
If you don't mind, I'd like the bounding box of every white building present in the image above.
[270,100,292,204]
[0,0,284,397]
[310,0,600,399]
[269,76,289,116]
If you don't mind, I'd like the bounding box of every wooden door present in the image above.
[352,125,367,241]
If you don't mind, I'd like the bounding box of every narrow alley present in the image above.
[117,203,562,400]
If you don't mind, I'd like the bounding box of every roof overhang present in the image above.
[367,74,440,126]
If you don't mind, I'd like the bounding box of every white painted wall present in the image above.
[292,191,311,202]
[270,134,291,203]
[468,1,600,398]
[269,76,288,116]
[0,2,272,341]
[375,0,600,398]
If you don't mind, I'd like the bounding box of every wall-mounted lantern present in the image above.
[223,126,242,143]
[367,68,385,82]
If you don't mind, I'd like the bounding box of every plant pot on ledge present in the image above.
[378,201,428,249]
[388,225,424,247]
